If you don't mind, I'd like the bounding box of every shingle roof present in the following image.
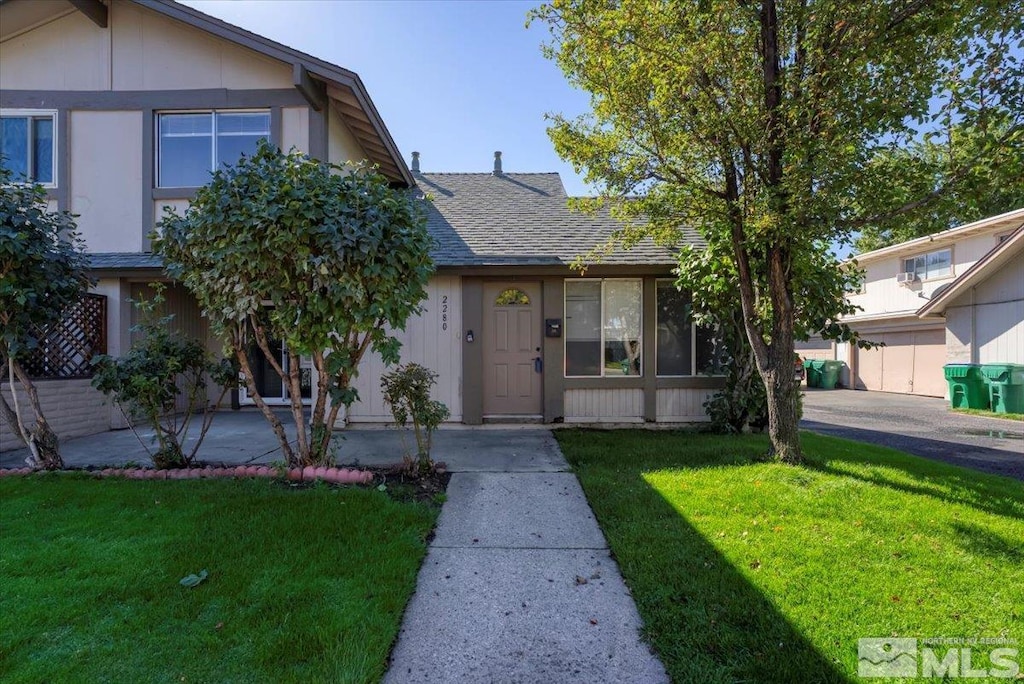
[87,173,694,273]
[415,172,694,267]
[88,253,164,270]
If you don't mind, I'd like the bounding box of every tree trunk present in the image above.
[234,347,297,467]
[762,363,802,463]
[7,359,63,470]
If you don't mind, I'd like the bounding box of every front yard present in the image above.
[556,430,1024,682]
[0,476,437,683]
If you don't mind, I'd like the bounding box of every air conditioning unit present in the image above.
[896,272,919,285]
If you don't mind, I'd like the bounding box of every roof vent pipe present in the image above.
[493,151,502,175]
[411,151,420,173]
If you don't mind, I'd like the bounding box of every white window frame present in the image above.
[564,277,643,378]
[0,109,58,188]
[655,278,723,378]
[155,109,270,188]
[902,247,953,282]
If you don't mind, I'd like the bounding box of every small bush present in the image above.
[380,363,450,475]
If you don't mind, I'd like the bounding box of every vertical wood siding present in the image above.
[655,388,713,422]
[563,389,644,422]
[347,276,462,422]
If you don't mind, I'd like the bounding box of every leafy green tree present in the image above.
[533,0,1023,462]
[91,285,239,469]
[0,167,90,469]
[155,142,434,467]
[854,125,1024,252]
[380,363,450,474]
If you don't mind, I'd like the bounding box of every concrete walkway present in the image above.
[384,430,668,684]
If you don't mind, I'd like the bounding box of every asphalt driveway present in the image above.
[801,388,1023,481]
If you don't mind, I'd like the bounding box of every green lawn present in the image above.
[952,407,1024,421]
[556,429,1024,683]
[0,475,438,684]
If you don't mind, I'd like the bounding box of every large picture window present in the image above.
[0,110,55,186]
[564,279,642,377]
[903,248,951,281]
[656,280,719,376]
[158,110,270,187]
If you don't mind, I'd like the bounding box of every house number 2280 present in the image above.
[441,295,448,331]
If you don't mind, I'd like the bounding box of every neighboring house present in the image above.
[1,0,719,449]
[807,208,1024,397]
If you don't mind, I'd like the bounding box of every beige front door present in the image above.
[483,282,543,416]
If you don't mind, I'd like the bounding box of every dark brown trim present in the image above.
[461,278,484,424]
[293,64,326,112]
[655,376,726,389]
[0,89,307,111]
[541,276,565,422]
[152,187,199,201]
[141,108,154,250]
[68,0,108,28]
[56,107,69,211]
[564,377,646,390]
[269,106,282,148]
[308,106,327,161]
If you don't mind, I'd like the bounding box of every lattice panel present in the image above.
[21,294,107,379]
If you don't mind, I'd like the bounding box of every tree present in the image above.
[380,363,450,475]
[91,285,239,469]
[854,124,1024,252]
[0,167,90,469]
[155,142,434,467]
[532,0,1023,462]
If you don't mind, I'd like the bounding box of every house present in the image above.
[1,0,717,450]
[817,208,1024,397]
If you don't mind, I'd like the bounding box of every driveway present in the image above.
[801,388,1023,481]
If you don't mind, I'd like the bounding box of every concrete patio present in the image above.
[0,408,564,471]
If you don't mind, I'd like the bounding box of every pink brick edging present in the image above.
[0,465,374,484]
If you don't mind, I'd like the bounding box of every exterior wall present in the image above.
[0,379,113,451]
[943,252,1024,365]
[281,106,309,153]
[0,11,110,90]
[327,101,367,165]
[848,230,1006,319]
[564,389,644,423]
[655,388,714,422]
[347,275,463,422]
[70,110,144,252]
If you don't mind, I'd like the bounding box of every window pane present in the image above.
[32,117,53,184]
[159,114,213,187]
[216,112,269,169]
[656,281,691,376]
[565,281,601,376]
[912,255,926,279]
[695,325,719,374]
[926,249,951,278]
[603,280,642,376]
[1,116,29,180]
[495,288,530,306]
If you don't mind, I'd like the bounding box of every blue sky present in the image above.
[181,0,595,195]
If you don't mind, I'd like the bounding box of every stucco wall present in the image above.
[0,379,113,452]
[71,110,144,252]
[327,100,367,165]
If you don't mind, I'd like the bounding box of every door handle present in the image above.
[534,357,543,373]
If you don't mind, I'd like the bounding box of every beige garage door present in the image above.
[853,329,946,397]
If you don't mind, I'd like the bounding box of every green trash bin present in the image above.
[807,360,824,388]
[980,363,1024,414]
[943,364,989,409]
[820,360,844,389]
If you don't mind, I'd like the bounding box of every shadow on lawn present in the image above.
[801,435,1024,521]
[573,445,849,682]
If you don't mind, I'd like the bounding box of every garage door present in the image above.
[853,329,946,397]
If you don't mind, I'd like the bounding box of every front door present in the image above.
[483,282,543,417]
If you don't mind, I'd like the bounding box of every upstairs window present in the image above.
[157,110,270,187]
[0,111,56,186]
[903,248,951,281]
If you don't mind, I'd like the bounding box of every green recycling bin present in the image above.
[807,360,824,388]
[820,360,844,389]
[803,359,816,387]
[943,364,988,409]
[980,363,1024,414]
